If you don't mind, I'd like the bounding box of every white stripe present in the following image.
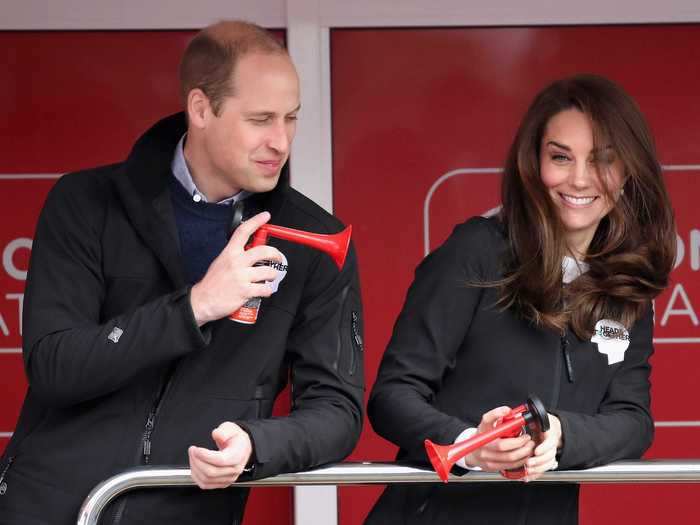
[655,421,700,428]
[0,174,62,180]
[0,432,13,438]
[0,348,22,354]
[662,164,700,171]
[653,338,700,344]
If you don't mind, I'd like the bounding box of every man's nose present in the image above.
[267,122,290,154]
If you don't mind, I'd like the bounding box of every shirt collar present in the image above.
[562,255,590,284]
[171,134,249,206]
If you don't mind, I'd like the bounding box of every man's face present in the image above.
[198,52,300,196]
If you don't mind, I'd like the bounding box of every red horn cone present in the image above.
[424,396,549,482]
[230,223,352,324]
[252,224,352,269]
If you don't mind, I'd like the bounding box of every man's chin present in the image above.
[247,175,281,194]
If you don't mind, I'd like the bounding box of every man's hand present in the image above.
[190,211,285,326]
[523,413,562,481]
[461,406,535,472]
[188,422,254,490]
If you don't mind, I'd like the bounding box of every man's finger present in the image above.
[244,245,285,266]
[228,212,271,252]
[190,445,242,468]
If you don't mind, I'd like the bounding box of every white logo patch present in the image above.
[266,252,288,293]
[107,326,124,344]
[591,319,630,365]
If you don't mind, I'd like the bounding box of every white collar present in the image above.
[171,134,249,206]
[562,256,589,284]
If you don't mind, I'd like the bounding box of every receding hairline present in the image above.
[201,20,287,58]
[179,20,289,112]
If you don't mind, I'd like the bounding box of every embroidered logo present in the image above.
[107,326,124,344]
[591,319,630,365]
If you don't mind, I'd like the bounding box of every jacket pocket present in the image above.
[338,286,364,388]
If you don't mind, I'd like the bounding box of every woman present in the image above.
[366,74,676,524]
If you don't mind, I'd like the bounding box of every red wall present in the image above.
[332,25,700,524]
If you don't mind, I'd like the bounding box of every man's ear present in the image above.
[187,88,211,129]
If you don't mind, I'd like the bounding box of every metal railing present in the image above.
[77,460,700,525]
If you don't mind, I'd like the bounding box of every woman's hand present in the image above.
[462,406,536,472]
[523,413,562,481]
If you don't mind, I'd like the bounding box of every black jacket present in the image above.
[0,114,364,525]
[366,217,653,524]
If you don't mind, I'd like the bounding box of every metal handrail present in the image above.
[77,459,700,525]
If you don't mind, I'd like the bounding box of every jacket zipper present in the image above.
[349,311,363,377]
[561,333,575,383]
[550,333,563,410]
[0,456,14,496]
[112,364,178,524]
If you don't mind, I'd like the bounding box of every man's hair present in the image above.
[179,20,287,115]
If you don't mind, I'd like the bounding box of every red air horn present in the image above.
[230,223,352,324]
[424,396,549,482]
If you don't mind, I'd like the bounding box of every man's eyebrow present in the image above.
[243,111,275,117]
[243,104,301,117]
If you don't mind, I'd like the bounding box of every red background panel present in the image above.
[332,25,700,524]
[0,30,290,524]
[0,356,25,430]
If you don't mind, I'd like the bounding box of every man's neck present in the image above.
[183,137,242,202]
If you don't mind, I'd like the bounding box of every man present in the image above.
[0,21,364,524]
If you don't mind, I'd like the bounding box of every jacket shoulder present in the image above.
[281,187,345,234]
[426,215,507,280]
[39,164,124,232]
[49,163,123,203]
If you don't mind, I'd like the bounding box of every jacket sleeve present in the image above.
[22,174,209,408]
[238,238,365,478]
[368,219,492,456]
[552,305,655,470]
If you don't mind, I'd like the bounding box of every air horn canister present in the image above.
[424,396,549,482]
[230,223,352,324]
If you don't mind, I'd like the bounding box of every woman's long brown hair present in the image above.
[498,74,676,339]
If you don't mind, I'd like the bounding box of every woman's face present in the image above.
[539,108,625,256]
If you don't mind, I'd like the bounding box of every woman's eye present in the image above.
[551,153,570,162]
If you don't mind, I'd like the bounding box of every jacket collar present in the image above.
[114,112,289,288]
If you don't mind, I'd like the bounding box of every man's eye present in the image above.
[250,117,270,124]
[286,115,298,122]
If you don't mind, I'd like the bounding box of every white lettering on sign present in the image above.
[6,294,24,335]
[0,312,8,336]
[660,283,699,327]
[0,293,24,339]
[3,238,32,281]
[674,229,700,271]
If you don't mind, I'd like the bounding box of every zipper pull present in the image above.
[143,438,152,462]
[0,456,14,496]
[142,411,156,463]
[351,312,363,350]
